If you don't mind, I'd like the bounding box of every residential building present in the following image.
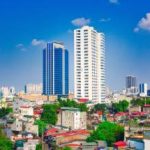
[23,139,39,150]
[126,76,138,96]
[19,106,34,116]
[139,83,148,97]
[43,42,69,96]
[24,83,42,94]
[0,86,15,98]
[57,107,87,130]
[11,119,23,132]
[25,123,38,136]
[74,26,106,103]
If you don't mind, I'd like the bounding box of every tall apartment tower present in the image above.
[126,75,138,96]
[74,26,106,103]
[43,42,69,96]
[139,83,148,97]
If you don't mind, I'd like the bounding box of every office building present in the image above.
[74,26,105,103]
[126,76,138,96]
[43,42,69,96]
[139,83,148,97]
[24,83,42,94]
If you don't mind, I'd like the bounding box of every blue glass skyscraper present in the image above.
[43,42,69,96]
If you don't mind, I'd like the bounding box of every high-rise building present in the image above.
[0,86,15,98]
[43,42,69,96]
[126,76,138,95]
[24,83,42,94]
[74,26,105,103]
[139,83,148,97]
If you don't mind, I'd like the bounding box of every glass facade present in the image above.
[43,42,69,96]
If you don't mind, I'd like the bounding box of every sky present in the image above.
[0,0,150,92]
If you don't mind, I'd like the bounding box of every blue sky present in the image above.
[0,0,150,91]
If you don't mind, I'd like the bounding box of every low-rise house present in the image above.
[25,123,38,136]
[11,119,23,132]
[44,129,90,146]
[19,106,34,116]
[143,104,150,114]
[129,106,141,113]
[57,107,87,130]
[23,139,39,150]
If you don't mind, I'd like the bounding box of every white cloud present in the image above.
[134,13,150,32]
[100,18,111,22]
[16,43,27,52]
[31,39,46,48]
[16,43,24,48]
[71,17,90,27]
[109,0,118,4]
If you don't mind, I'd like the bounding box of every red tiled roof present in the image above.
[66,143,80,147]
[115,112,127,117]
[78,98,88,103]
[114,141,127,147]
[131,111,147,116]
[51,129,89,137]
[45,128,58,136]
[144,104,150,107]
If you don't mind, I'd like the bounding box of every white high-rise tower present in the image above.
[74,26,105,103]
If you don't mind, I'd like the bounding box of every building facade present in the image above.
[24,83,42,94]
[43,42,69,96]
[0,86,15,98]
[74,26,105,103]
[57,107,87,130]
[126,76,138,96]
[139,83,148,97]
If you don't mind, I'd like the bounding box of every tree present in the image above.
[0,108,13,118]
[63,146,72,150]
[0,127,13,150]
[92,104,107,113]
[34,120,47,136]
[58,99,88,112]
[131,98,144,107]
[112,100,129,113]
[41,104,58,125]
[86,121,124,146]
[36,144,42,150]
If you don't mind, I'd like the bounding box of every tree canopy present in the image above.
[92,103,107,113]
[130,98,150,107]
[86,121,124,146]
[0,127,13,150]
[0,108,13,118]
[62,146,72,150]
[34,119,47,136]
[112,100,129,113]
[58,99,88,112]
[36,144,42,150]
[41,104,58,125]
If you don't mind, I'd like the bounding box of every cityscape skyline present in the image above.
[0,0,150,91]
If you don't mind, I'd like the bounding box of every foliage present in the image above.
[63,146,72,150]
[92,104,107,113]
[34,119,47,136]
[130,98,150,107]
[41,104,58,125]
[112,100,129,113]
[0,108,13,118]
[86,121,124,146]
[58,99,88,112]
[36,144,42,150]
[0,127,13,150]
